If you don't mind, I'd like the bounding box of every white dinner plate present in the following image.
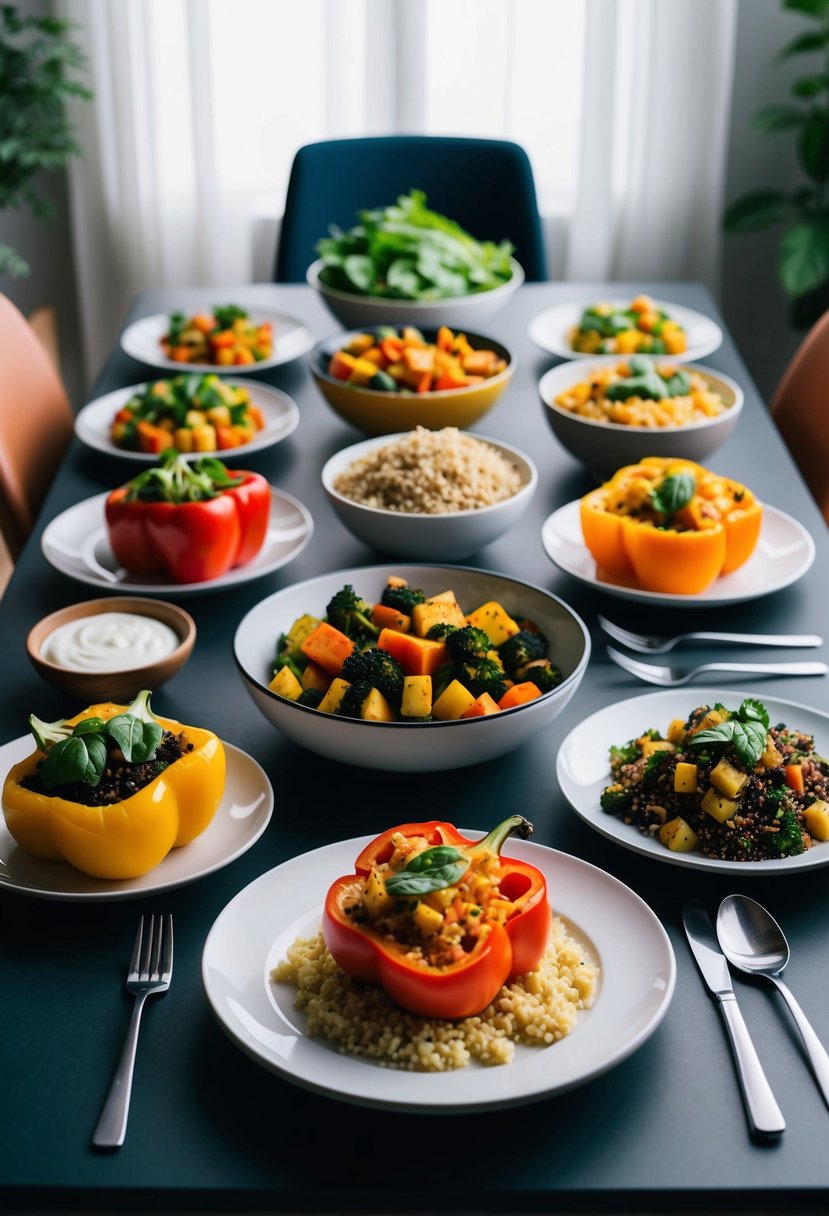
[0,737,274,900]
[541,499,815,607]
[41,487,313,595]
[75,379,300,463]
[120,307,314,374]
[528,298,723,363]
[557,689,829,875]
[201,835,675,1113]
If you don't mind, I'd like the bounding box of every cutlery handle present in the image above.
[773,977,829,1109]
[693,633,823,649]
[705,662,828,677]
[717,993,785,1139]
[92,993,146,1149]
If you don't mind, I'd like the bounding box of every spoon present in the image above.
[717,894,829,1109]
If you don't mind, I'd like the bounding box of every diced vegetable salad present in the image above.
[269,576,563,722]
[161,305,273,366]
[110,374,266,454]
[327,326,508,394]
[601,698,829,861]
[569,295,686,356]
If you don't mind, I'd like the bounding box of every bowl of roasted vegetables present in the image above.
[233,565,590,771]
[308,190,523,331]
[107,374,273,456]
[310,326,514,435]
[538,356,743,476]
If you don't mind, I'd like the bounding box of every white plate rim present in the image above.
[74,378,300,463]
[40,486,313,596]
[119,308,314,373]
[201,835,676,1113]
[541,499,815,607]
[557,688,829,874]
[0,737,274,900]
[528,298,723,363]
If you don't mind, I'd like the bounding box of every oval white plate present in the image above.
[0,737,273,900]
[529,299,723,363]
[557,689,829,875]
[41,487,313,595]
[120,308,314,374]
[75,379,299,463]
[202,835,675,1113]
[541,499,815,608]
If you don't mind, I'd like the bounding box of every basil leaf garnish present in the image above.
[739,697,770,730]
[651,472,696,517]
[38,734,108,789]
[385,845,468,897]
[72,717,106,737]
[106,714,163,764]
[688,699,771,768]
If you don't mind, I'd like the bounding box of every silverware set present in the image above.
[683,897,829,1141]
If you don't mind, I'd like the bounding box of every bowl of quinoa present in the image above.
[321,428,537,559]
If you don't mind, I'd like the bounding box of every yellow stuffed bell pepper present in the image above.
[2,693,225,879]
[580,458,762,595]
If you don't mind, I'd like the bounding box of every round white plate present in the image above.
[41,487,313,595]
[202,835,675,1112]
[0,738,273,900]
[75,379,300,463]
[541,499,815,608]
[557,689,829,874]
[529,299,723,363]
[120,308,314,374]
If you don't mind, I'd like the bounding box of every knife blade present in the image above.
[682,899,785,1140]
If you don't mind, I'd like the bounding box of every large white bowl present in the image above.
[233,564,590,772]
[320,433,537,560]
[307,258,524,332]
[538,358,744,478]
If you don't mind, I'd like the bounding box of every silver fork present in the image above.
[599,615,823,655]
[606,645,828,687]
[92,914,173,1149]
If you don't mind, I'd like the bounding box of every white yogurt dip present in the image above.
[42,612,180,672]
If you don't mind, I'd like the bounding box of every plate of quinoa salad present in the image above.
[557,689,829,873]
[201,834,675,1112]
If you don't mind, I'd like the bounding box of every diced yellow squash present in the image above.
[710,758,749,799]
[465,601,520,646]
[674,762,698,793]
[401,675,432,719]
[206,404,231,427]
[343,333,374,356]
[268,666,303,701]
[318,677,350,714]
[301,661,330,694]
[348,356,382,386]
[185,409,206,427]
[804,800,829,841]
[666,718,687,745]
[363,867,394,918]
[424,589,458,604]
[191,423,217,452]
[173,427,194,452]
[414,901,444,936]
[689,708,726,736]
[659,816,699,852]
[641,739,675,758]
[411,598,466,637]
[360,688,395,722]
[285,613,323,652]
[761,736,784,768]
[432,679,476,721]
[423,885,458,912]
[701,787,739,823]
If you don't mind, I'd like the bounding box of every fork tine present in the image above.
[598,616,644,648]
[139,914,155,980]
[606,645,647,675]
[606,645,667,683]
[149,914,164,980]
[128,916,145,979]
[161,915,174,981]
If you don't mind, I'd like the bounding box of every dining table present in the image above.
[2,280,828,1216]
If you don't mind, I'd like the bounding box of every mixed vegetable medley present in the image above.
[327,325,508,394]
[554,356,729,427]
[316,189,515,300]
[110,373,266,454]
[269,575,563,722]
[600,698,829,861]
[161,305,273,366]
[568,295,686,356]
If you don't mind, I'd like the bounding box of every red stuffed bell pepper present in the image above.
[323,815,551,1019]
[105,451,270,583]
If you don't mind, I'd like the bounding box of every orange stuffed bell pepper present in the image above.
[2,691,225,879]
[323,815,551,1019]
[580,457,762,595]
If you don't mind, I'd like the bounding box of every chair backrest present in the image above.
[275,135,547,284]
[771,310,829,526]
[0,294,74,558]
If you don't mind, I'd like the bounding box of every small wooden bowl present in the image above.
[26,597,196,704]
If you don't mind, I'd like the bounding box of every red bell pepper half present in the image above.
[323,816,551,1020]
[105,451,270,583]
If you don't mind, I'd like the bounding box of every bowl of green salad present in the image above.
[308,190,524,331]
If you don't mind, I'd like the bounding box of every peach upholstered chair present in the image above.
[0,293,73,558]
[771,310,829,526]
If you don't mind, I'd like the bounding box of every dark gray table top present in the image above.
[2,283,828,1212]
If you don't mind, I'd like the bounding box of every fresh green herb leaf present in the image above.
[38,733,108,790]
[605,372,668,402]
[651,472,696,517]
[688,700,769,768]
[738,697,770,730]
[212,304,248,330]
[385,844,468,896]
[72,717,107,737]
[28,713,72,751]
[106,714,162,764]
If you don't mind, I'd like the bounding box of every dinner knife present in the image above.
[682,900,785,1140]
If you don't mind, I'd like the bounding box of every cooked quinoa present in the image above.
[555,361,728,427]
[332,426,522,514]
[271,916,597,1070]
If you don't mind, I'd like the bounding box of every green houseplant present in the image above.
[725,0,829,326]
[0,5,91,278]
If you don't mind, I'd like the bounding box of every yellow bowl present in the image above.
[309,328,514,436]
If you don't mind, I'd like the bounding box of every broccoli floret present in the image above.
[515,658,562,693]
[298,688,324,709]
[444,625,492,662]
[273,650,304,683]
[600,783,631,815]
[325,585,379,643]
[498,628,548,676]
[380,583,425,615]
[610,739,640,768]
[425,622,458,641]
[341,648,405,705]
[768,807,807,857]
[336,680,372,719]
[459,657,509,701]
[643,749,672,784]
